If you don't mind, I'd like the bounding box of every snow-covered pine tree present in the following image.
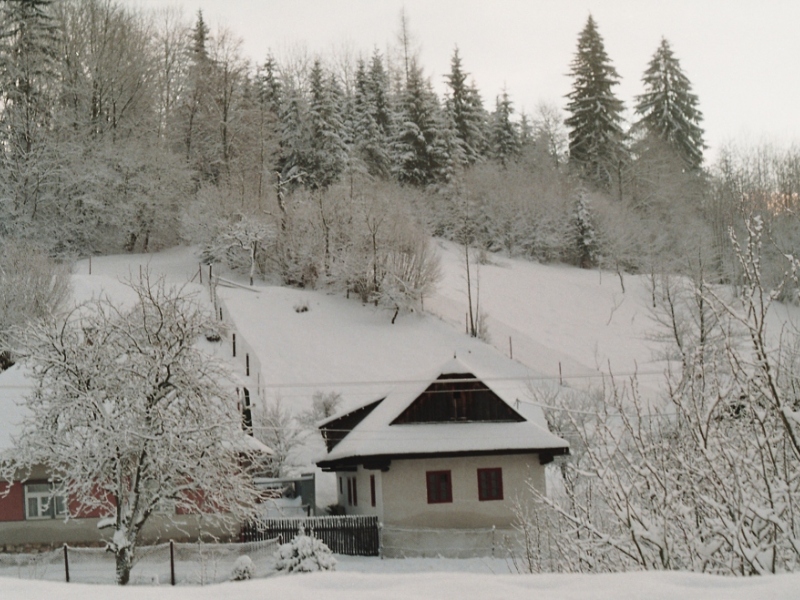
[368,50,393,136]
[305,58,348,190]
[565,15,626,190]
[490,89,520,168]
[276,82,309,186]
[180,10,218,181]
[444,47,487,166]
[634,38,705,171]
[393,60,448,186]
[251,55,283,199]
[351,58,392,179]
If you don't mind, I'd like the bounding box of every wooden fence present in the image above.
[240,515,380,556]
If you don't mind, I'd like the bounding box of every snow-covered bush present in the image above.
[274,526,337,573]
[230,555,255,581]
[517,218,800,575]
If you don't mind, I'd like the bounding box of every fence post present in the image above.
[88,256,92,276]
[170,540,175,586]
[63,544,70,583]
[232,333,236,357]
[509,336,513,359]
[559,361,563,386]
[199,263,203,284]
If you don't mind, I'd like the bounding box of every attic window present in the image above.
[391,374,525,424]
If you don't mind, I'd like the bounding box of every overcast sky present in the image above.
[128,0,800,162]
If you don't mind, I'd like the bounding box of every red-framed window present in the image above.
[370,475,376,507]
[347,478,352,505]
[351,477,358,506]
[426,470,452,504]
[477,468,503,501]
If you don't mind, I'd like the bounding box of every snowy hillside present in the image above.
[67,240,800,410]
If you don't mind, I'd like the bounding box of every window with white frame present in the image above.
[24,483,67,520]
[143,480,176,515]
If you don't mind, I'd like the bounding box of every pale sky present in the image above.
[127,0,800,162]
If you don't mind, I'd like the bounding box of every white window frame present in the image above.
[24,482,67,520]
[143,480,176,515]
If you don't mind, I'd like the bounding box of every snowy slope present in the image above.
[428,240,800,392]
[5,242,794,452]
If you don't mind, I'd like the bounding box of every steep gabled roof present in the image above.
[317,357,569,470]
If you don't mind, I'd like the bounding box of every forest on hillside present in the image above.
[0,0,798,317]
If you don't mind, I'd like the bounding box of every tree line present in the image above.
[0,2,796,307]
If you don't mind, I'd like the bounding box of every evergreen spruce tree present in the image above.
[252,55,282,199]
[257,54,282,114]
[634,38,704,170]
[305,58,347,190]
[393,60,447,186]
[367,50,393,141]
[490,90,519,167]
[444,47,486,166]
[276,84,309,185]
[181,10,217,180]
[565,16,626,189]
[351,57,392,178]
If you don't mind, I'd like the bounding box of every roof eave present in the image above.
[317,445,569,471]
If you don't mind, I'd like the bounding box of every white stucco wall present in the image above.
[337,453,545,529]
[335,467,383,522]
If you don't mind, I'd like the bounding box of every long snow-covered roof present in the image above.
[0,365,32,454]
[0,364,271,458]
[319,356,568,466]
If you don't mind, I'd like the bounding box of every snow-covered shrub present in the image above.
[274,526,337,573]
[230,555,255,581]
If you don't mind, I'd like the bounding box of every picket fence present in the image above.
[241,515,380,556]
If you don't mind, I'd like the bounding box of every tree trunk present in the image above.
[115,544,134,585]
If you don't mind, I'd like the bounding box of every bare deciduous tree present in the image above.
[3,274,266,585]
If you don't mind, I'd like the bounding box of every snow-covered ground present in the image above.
[2,565,799,599]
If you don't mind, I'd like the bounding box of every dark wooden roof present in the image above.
[320,398,384,452]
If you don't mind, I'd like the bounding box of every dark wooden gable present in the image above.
[390,372,525,425]
[320,398,384,452]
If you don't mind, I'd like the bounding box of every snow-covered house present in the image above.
[316,357,568,553]
[0,365,269,552]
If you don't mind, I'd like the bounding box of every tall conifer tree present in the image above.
[490,90,519,167]
[393,60,447,186]
[305,58,347,190]
[635,38,704,170]
[565,16,626,189]
[444,47,486,166]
